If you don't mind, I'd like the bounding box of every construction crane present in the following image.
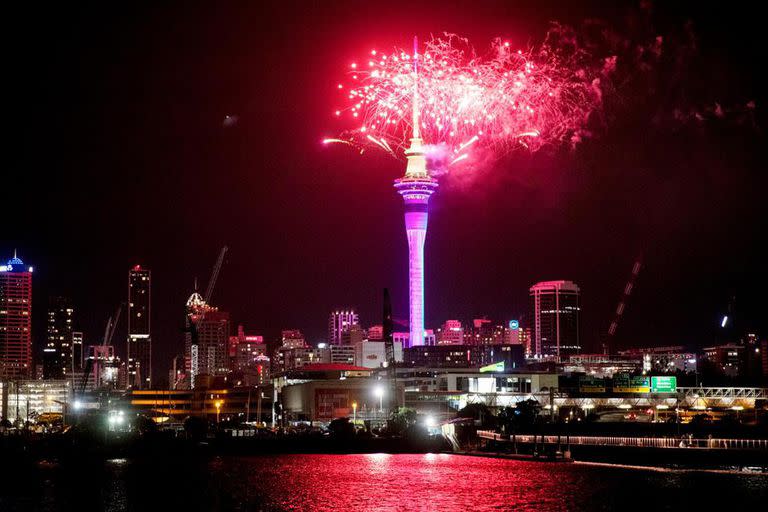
[79,304,122,395]
[186,246,228,350]
[603,255,643,355]
[204,246,228,305]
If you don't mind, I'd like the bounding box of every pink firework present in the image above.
[326,34,602,167]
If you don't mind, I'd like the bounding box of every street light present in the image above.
[215,400,223,424]
[374,385,384,412]
[352,401,358,424]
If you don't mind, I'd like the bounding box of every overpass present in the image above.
[460,386,768,411]
[477,430,768,450]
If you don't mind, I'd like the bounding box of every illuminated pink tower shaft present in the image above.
[394,37,438,347]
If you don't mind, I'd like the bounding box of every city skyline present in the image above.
[3,1,766,371]
[1,4,767,506]
[5,244,764,389]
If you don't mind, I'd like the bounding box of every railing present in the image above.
[678,387,768,399]
[476,430,768,450]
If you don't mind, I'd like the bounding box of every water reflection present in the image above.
[2,454,766,511]
[365,453,391,475]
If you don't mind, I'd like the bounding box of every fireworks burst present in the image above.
[326,34,603,170]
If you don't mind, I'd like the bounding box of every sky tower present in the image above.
[393,38,438,347]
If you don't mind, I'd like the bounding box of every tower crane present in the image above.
[205,246,228,305]
[603,255,643,355]
[79,304,122,395]
[186,246,228,347]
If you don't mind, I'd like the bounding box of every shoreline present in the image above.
[450,450,767,475]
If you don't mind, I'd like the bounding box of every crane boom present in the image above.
[105,304,123,346]
[204,246,228,304]
[604,255,643,354]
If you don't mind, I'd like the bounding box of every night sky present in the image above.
[4,1,766,380]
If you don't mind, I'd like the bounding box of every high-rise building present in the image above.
[229,325,266,367]
[0,252,33,379]
[340,324,367,346]
[394,115,438,347]
[273,346,329,373]
[403,344,525,369]
[701,343,744,377]
[520,327,533,356]
[185,292,229,389]
[394,329,435,349]
[281,329,307,349]
[506,320,522,345]
[468,318,494,345]
[330,344,356,365]
[354,340,404,368]
[228,325,270,387]
[44,296,74,380]
[530,280,581,358]
[71,331,84,373]
[127,265,151,388]
[328,309,359,345]
[367,325,384,341]
[436,320,464,345]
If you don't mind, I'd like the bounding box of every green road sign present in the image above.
[651,376,677,393]
[479,361,505,373]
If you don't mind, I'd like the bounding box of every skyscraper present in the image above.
[0,252,33,379]
[437,320,464,345]
[394,114,438,347]
[43,296,74,379]
[127,265,151,388]
[71,331,84,373]
[185,292,229,389]
[280,329,307,349]
[328,309,359,345]
[530,280,581,358]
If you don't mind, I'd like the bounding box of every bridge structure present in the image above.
[476,430,768,451]
[461,386,768,412]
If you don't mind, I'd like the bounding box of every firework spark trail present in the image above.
[329,34,603,168]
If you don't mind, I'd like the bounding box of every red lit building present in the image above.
[229,324,270,386]
[436,320,464,345]
[0,253,33,379]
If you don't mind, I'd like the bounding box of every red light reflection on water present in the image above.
[234,453,599,511]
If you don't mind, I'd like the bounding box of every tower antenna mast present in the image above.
[412,36,420,139]
[394,35,438,348]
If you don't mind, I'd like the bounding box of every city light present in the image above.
[424,415,436,428]
[374,385,384,412]
[215,400,223,424]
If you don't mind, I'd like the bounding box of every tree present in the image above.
[458,403,497,428]
[497,406,517,435]
[387,407,417,436]
[328,417,355,439]
[183,415,208,440]
[137,415,158,435]
[514,399,542,429]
